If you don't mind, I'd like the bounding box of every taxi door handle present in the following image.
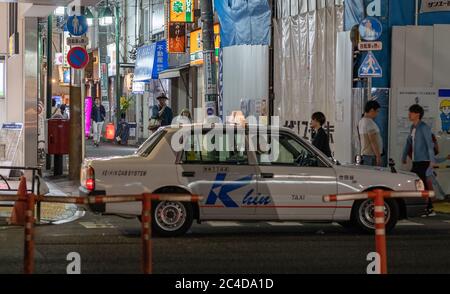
[182,171,196,178]
[261,173,274,179]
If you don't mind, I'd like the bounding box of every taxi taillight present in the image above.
[85,166,95,191]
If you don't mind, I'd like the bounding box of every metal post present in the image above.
[68,7,85,181]
[374,189,387,274]
[24,192,35,274]
[141,194,152,274]
[201,0,218,118]
[46,15,52,171]
[268,0,275,125]
[115,5,121,126]
[367,77,372,101]
[415,0,419,26]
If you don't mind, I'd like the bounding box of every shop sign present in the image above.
[170,0,194,23]
[132,81,145,94]
[134,40,168,81]
[168,22,186,53]
[203,50,217,95]
[54,53,64,65]
[190,24,220,66]
[107,44,116,77]
[421,0,450,12]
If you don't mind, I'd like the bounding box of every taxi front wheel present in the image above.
[150,201,193,237]
[351,198,399,234]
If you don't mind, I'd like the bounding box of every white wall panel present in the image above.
[0,4,8,55]
[334,31,352,163]
[390,27,406,89]
[222,45,269,118]
[404,26,433,87]
[433,25,450,88]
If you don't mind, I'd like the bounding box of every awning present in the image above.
[158,64,190,79]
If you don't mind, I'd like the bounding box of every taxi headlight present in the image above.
[415,179,425,191]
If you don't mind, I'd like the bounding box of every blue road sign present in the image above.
[358,51,382,78]
[359,17,382,41]
[67,15,88,36]
[67,47,89,69]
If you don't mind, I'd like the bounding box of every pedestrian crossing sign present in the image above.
[358,51,382,78]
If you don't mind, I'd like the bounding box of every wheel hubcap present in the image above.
[155,201,186,232]
[358,199,391,230]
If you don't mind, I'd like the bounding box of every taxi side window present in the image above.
[257,133,324,167]
[181,131,248,164]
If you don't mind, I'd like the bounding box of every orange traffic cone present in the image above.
[8,176,28,226]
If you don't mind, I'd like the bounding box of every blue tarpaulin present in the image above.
[134,40,168,81]
[214,0,271,47]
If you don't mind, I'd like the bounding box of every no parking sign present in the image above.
[67,47,89,69]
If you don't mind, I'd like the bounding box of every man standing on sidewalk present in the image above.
[402,104,436,216]
[358,101,383,166]
[91,98,106,147]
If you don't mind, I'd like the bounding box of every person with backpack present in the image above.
[402,104,436,216]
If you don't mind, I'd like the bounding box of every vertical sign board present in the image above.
[170,0,194,22]
[168,22,186,53]
[218,48,224,119]
[190,24,221,66]
[154,40,169,79]
[134,41,169,81]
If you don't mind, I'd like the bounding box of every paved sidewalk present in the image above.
[0,176,83,225]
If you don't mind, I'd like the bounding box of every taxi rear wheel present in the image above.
[152,201,193,237]
[351,198,399,234]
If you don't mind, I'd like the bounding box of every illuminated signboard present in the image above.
[170,0,194,23]
[168,22,186,53]
[190,24,220,66]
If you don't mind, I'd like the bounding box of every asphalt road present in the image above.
[1,212,450,274]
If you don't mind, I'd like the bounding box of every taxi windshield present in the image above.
[135,129,165,157]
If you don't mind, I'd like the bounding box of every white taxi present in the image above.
[80,124,427,237]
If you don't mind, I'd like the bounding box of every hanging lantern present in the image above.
[105,123,115,140]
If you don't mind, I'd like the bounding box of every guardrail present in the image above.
[323,189,434,274]
[0,177,202,274]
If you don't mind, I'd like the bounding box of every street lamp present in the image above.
[85,7,94,26]
[99,2,114,26]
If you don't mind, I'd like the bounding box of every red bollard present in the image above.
[374,189,387,274]
[24,193,35,274]
[141,194,152,274]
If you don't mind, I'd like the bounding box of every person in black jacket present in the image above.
[311,112,332,158]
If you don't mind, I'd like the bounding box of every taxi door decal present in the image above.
[205,173,253,208]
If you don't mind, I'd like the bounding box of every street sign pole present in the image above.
[68,9,87,182]
[115,5,121,127]
[46,15,52,171]
[368,77,372,101]
[201,0,218,121]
